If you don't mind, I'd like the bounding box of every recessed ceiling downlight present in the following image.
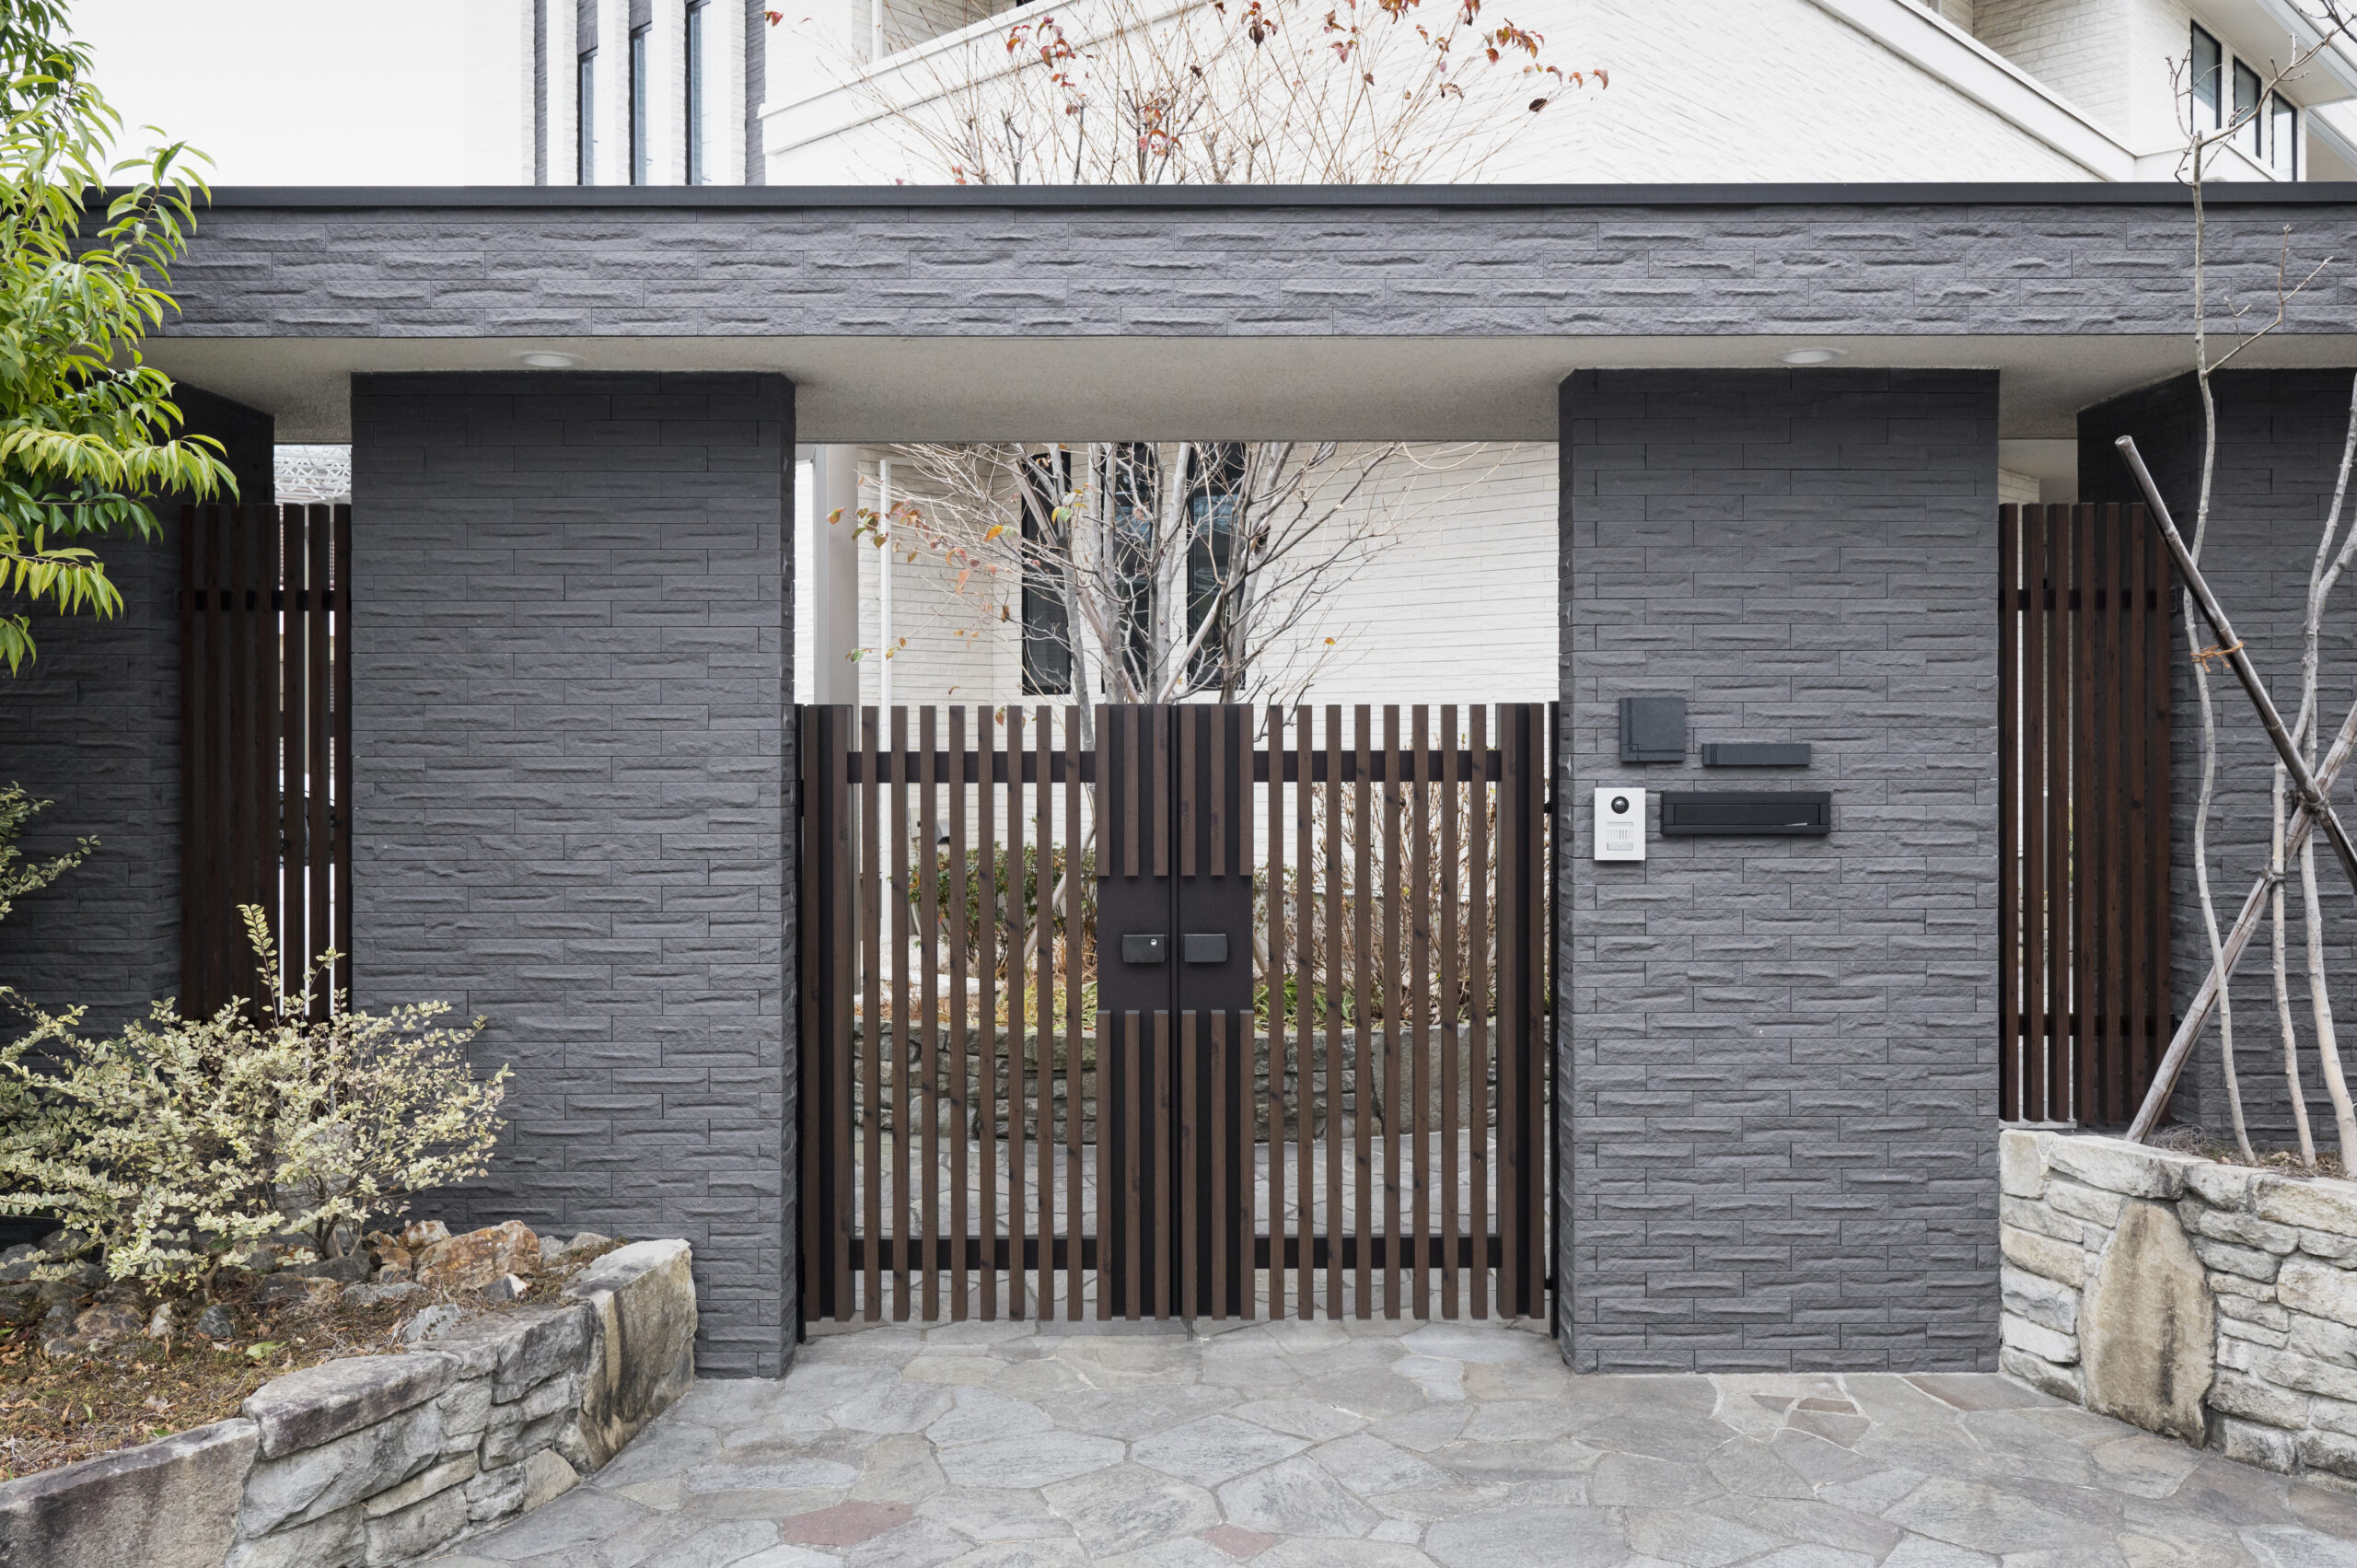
[1780,347,1843,366]
[518,350,580,368]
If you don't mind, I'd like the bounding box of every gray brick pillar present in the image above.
[1559,368,2001,1372]
[0,385,273,1034]
[2080,370,2357,1154]
[350,371,795,1376]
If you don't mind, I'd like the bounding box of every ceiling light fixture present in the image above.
[1779,347,1843,366]
[518,350,580,368]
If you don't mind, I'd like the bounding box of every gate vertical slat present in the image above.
[920,708,941,1319]
[1065,710,1084,1322]
[1295,706,1315,1320]
[1006,706,1027,1321]
[1468,703,1492,1319]
[1181,1006,1200,1315]
[1037,710,1056,1318]
[1498,704,1522,1316]
[306,507,335,1018]
[2094,505,2123,1122]
[221,506,250,1005]
[1411,706,1433,1315]
[2040,506,2068,1121]
[2080,504,2104,1120]
[949,706,970,1319]
[279,506,305,997]
[1353,705,1374,1318]
[978,708,1000,1315]
[179,507,206,1010]
[2022,510,2049,1118]
[249,508,275,983]
[1439,705,1462,1317]
[890,707,911,1318]
[1325,706,1344,1318]
[1212,1007,1230,1320]
[329,505,353,991]
[2123,509,2154,1117]
[1381,704,1404,1318]
[860,707,882,1317]
[1267,705,1288,1318]
[1998,509,2020,1121]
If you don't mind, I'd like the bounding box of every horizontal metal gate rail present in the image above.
[796,703,1552,1328]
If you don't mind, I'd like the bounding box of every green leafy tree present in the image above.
[0,0,229,674]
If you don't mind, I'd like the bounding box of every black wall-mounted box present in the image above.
[1619,696,1686,763]
[1701,742,1812,768]
[1659,791,1831,836]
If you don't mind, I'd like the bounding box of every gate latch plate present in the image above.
[1182,933,1228,964]
[1120,933,1167,964]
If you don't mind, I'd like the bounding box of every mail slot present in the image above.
[1659,790,1831,836]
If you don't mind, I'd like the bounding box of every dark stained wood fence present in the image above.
[797,703,1553,1327]
[2000,503,2171,1124]
[179,504,351,1019]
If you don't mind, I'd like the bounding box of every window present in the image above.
[576,51,597,184]
[1108,445,1159,693]
[687,3,708,184]
[1020,453,1073,696]
[2271,92,2299,178]
[2235,59,2262,156]
[1184,445,1246,692]
[629,25,650,185]
[2191,25,2222,129]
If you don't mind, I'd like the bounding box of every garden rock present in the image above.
[0,1283,41,1325]
[345,1281,425,1307]
[401,1305,467,1345]
[195,1302,239,1340]
[236,1399,447,1536]
[289,1251,371,1284]
[242,1353,456,1458]
[0,1415,256,1568]
[399,1220,449,1250]
[415,1221,538,1293]
[2081,1198,2215,1443]
[146,1303,175,1340]
[542,1231,613,1264]
[567,1239,696,1469]
[71,1301,143,1344]
[0,1244,38,1283]
[255,1274,339,1309]
[486,1272,528,1304]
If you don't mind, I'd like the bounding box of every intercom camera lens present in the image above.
[1610,796,1629,815]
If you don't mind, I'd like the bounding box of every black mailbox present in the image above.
[1659,791,1831,836]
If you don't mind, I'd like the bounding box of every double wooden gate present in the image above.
[796,703,1553,1326]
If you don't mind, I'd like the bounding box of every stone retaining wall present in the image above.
[2001,1130,2357,1483]
[0,1240,695,1567]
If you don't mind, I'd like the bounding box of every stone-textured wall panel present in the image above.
[350,372,791,1376]
[1560,367,2000,1373]
[2080,370,2357,1149]
[152,192,2357,343]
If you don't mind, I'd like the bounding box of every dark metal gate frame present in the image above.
[795,702,1554,1330]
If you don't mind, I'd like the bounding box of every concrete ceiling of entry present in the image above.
[145,331,2357,446]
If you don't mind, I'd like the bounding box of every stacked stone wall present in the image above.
[2002,1130,2357,1483]
[0,1241,694,1568]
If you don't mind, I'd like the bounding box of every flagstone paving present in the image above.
[429,1318,2357,1566]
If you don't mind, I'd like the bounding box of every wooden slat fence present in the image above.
[2000,503,2170,1124]
[179,503,352,1019]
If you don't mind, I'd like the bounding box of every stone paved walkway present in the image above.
[431,1318,2357,1567]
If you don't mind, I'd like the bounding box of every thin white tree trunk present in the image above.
[2270,764,2318,1164]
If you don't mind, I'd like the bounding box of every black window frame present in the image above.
[1019,453,1074,697]
[629,24,651,186]
[687,2,708,184]
[577,49,598,184]
[2271,91,2299,178]
[2191,24,2223,129]
[2234,59,2263,156]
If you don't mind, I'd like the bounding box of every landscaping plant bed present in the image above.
[0,1226,625,1481]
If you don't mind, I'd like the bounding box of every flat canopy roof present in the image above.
[150,183,2357,443]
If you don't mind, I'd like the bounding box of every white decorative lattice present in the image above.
[274,445,352,505]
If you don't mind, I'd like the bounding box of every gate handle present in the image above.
[1182,933,1228,964]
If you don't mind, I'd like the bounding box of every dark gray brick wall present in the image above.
[350,371,794,1376]
[0,386,273,1030]
[151,192,2357,343]
[1560,368,2000,1373]
[2081,371,2357,1154]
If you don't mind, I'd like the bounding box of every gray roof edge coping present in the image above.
[165,180,2357,211]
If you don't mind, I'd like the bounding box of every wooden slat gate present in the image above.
[797,703,1552,1326]
[1999,503,2171,1125]
[179,503,353,1018]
